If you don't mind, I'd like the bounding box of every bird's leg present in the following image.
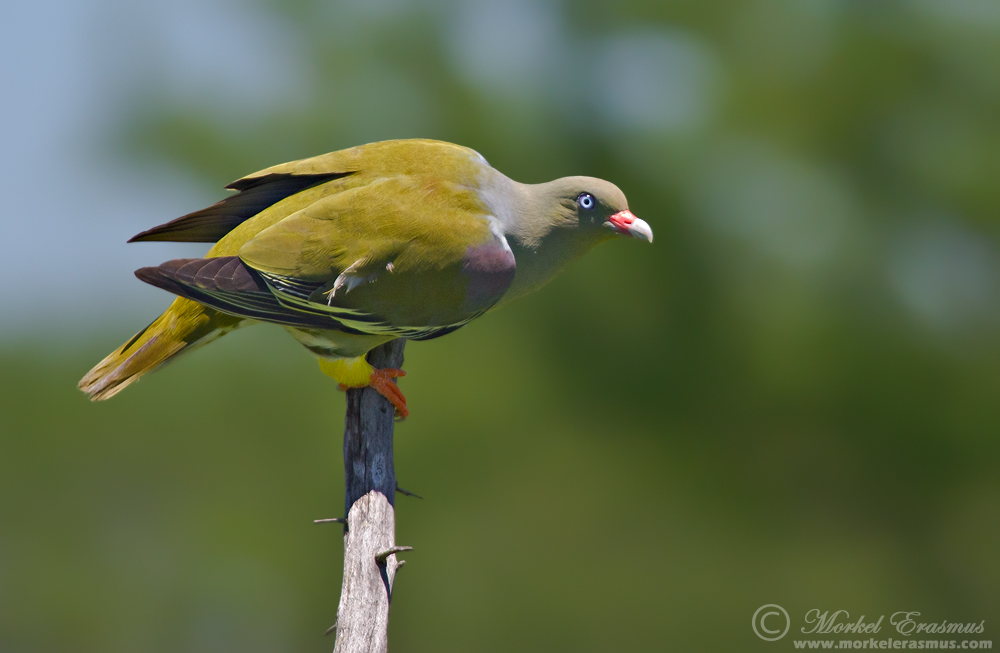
[367,367,408,419]
[318,356,408,418]
[324,258,366,305]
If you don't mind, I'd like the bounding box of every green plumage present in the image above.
[79,138,651,402]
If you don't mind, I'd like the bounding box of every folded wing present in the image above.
[136,176,515,340]
[129,172,351,243]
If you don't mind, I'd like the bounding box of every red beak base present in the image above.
[607,210,653,242]
[608,210,637,233]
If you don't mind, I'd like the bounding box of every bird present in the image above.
[79,139,653,417]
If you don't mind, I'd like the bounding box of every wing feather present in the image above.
[129,173,350,243]
[131,140,513,340]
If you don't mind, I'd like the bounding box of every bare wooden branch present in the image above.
[333,491,404,652]
[333,339,407,653]
[342,340,404,514]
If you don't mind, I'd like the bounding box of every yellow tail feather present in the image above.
[79,297,243,401]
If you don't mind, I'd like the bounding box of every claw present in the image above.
[369,368,409,419]
[319,357,409,417]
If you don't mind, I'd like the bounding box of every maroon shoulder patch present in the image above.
[462,242,516,311]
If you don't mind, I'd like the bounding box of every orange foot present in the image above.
[339,368,408,419]
[318,357,409,419]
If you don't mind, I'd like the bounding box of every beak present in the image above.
[606,210,653,243]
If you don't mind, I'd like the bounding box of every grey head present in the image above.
[518,175,652,248]
[487,174,653,303]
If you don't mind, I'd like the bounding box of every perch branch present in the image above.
[332,339,408,653]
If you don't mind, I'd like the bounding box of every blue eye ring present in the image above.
[578,193,595,210]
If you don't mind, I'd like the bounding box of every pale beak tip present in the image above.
[634,218,653,243]
[628,217,654,243]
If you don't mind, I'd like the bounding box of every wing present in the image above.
[135,257,329,328]
[230,139,487,187]
[129,172,351,243]
[240,173,515,339]
[127,139,486,245]
[237,174,515,337]
[135,257,400,335]
[135,175,515,340]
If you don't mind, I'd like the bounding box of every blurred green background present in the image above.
[2,0,999,651]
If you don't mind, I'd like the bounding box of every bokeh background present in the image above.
[2,0,999,650]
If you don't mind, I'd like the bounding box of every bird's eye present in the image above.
[578,193,595,210]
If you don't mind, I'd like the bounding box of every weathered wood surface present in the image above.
[333,491,406,653]
[333,339,408,653]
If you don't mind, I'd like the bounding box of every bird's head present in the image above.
[487,173,654,303]
[558,176,652,243]
[522,176,652,248]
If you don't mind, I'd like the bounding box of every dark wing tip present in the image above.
[128,228,157,243]
[128,223,213,243]
[135,257,268,295]
[225,170,354,192]
[135,265,172,293]
[128,211,235,243]
[131,171,354,243]
[133,266,157,283]
[134,260,198,294]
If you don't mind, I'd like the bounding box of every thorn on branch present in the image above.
[395,485,423,499]
[375,545,414,564]
[314,517,347,524]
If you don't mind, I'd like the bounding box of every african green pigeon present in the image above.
[79,139,652,416]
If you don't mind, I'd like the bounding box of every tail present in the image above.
[79,297,244,401]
